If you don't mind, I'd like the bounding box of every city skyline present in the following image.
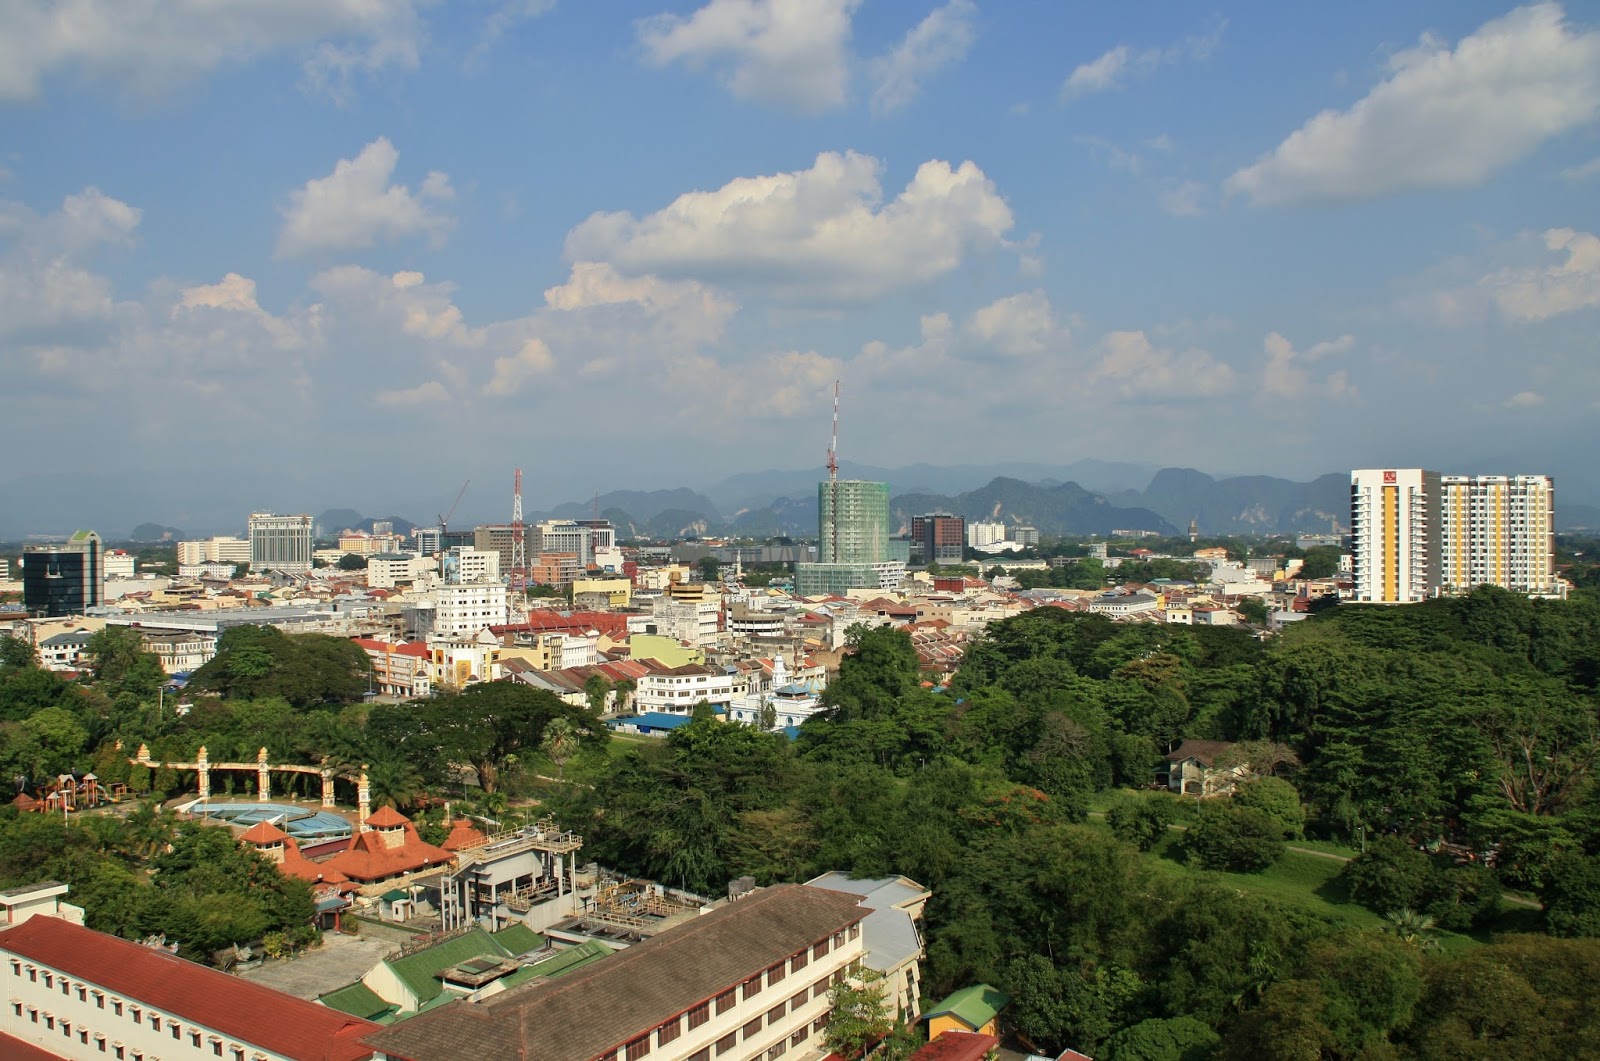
[3,2,1598,522]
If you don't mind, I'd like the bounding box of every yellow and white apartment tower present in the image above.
[1350,469,1442,603]
[1440,475,1564,598]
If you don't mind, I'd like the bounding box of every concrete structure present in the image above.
[248,513,313,574]
[430,582,508,637]
[0,905,377,1061]
[817,480,890,564]
[22,532,102,618]
[1350,469,1441,604]
[176,537,252,566]
[633,663,736,715]
[911,513,966,566]
[966,521,1007,549]
[353,638,433,698]
[101,551,135,579]
[138,630,217,673]
[436,819,585,933]
[366,552,434,590]
[1439,474,1564,598]
[804,873,930,1021]
[443,546,499,585]
[361,883,867,1061]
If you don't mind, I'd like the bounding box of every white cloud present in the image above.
[376,380,450,407]
[868,0,977,116]
[966,290,1064,356]
[484,338,555,397]
[565,150,1014,304]
[0,188,142,339]
[1561,156,1600,181]
[471,0,557,62]
[1158,181,1207,217]
[1227,4,1600,205]
[1480,227,1600,321]
[0,0,423,102]
[1262,331,1359,400]
[1061,20,1225,101]
[638,0,859,113]
[1503,390,1545,408]
[1090,330,1234,399]
[277,138,454,258]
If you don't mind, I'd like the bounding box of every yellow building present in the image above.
[924,984,1009,1039]
[571,576,631,607]
[626,633,704,668]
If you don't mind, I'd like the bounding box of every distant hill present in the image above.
[891,477,1176,537]
[314,510,418,537]
[1559,504,1600,531]
[550,488,722,526]
[127,522,184,541]
[1110,469,1348,536]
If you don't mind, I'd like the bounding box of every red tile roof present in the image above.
[442,819,488,852]
[0,916,378,1060]
[237,820,292,844]
[0,1030,66,1060]
[321,813,455,883]
[911,1031,1002,1061]
[363,805,409,828]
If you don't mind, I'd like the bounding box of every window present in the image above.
[232,1047,245,1061]
[832,932,845,949]
[687,1050,711,1061]
[112,999,123,1017]
[715,1031,738,1056]
[789,991,806,1013]
[114,1045,125,1060]
[848,923,860,941]
[151,1015,162,1032]
[45,1015,55,1030]
[172,1023,182,1040]
[27,967,37,983]
[43,972,53,987]
[688,1001,710,1030]
[657,1017,681,1047]
[61,978,70,996]
[742,976,762,1001]
[790,950,807,973]
[77,986,86,1001]
[766,1004,784,1026]
[792,1026,810,1047]
[813,979,829,1000]
[767,963,786,987]
[812,1015,829,1034]
[190,1030,202,1047]
[812,939,828,960]
[742,1018,763,1041]
[765,1044,786,1060]
[624,1034,651,1061]
[131,1005,142,1024]
[715,989,737,1016]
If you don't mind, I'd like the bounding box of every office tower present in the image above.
[248,512,313,573]
[1440,475,1563,597]
[1350,469,1442,603]
[911,513,966,565]
[23,530,102,617]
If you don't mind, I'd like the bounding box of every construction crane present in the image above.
[438,480,470,554]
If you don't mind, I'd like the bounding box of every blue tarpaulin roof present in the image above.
[617,712,693,731]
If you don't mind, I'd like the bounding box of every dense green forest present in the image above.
[3,588,1600,1056]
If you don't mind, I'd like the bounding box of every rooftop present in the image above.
[363,884,867,1061]
[0,916,377,1060]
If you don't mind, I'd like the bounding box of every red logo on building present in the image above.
[1383,470,1397,483]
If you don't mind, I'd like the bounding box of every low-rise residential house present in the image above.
[1161,739,1246,797]
[353,638,432,698]
[36,629,94,671]
[924,983,1010,1040]
[1086,591,1160,618]
[138,629,218,673]
[633,662,736,715]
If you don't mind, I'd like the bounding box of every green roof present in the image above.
[380,889,411,902]
[385,928,510,1005]
[490,923,541,955]
[924,984,1010,1030]
[319,982,396,1022]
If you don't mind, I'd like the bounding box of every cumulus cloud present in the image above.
[1262,331,1359,400]
[966,290,1064,356]
[1090,330,1234,399]
[1480,227,1600,321]
[0,0,423,102]
[565,150,1014,304]
[0,188,142,339]
[1561,156,1600,181]
[376,380,450,407]
[1061,20,1225,101]
[638,0,858,113]
[485,338,556,397]
[868,0,978,116]
[1226,4,1600,205]
[1503,390,1545,408]
[277,138,454,258]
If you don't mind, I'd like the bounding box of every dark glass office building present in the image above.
[23,530,103,617]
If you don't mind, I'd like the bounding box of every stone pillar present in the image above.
[257,747,271,802]
[321,770,335,808]
[357,766,371,831]
[197,746,210,800]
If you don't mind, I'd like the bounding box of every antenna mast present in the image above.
[827,380,840,482]
[510,468,526,593]
[826,381,840,563]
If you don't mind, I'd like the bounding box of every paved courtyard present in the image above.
[236,931,399,1000]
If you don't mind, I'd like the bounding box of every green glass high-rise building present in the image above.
[23,530,102,617]
[817,479,891,563]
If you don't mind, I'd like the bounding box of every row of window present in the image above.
[601,939,861,1061]
[9,962,256,1059]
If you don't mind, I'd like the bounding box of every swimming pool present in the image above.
[184,801,353,840]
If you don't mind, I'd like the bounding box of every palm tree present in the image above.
[364,760,426,812]
[540,718,580,782]
[1385,908,1441,950]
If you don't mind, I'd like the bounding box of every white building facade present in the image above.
[1439,474,1564,598]
[1350,469,1442,604]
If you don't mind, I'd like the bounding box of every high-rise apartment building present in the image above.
[911,513,966,565]
[176,536,252,566]
[248,512,313,573]
[817,480,890,563]
[1350,469,1441,604]
[22,530,102,617]
[1440,475,1563,598]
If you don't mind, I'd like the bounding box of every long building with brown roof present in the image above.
[364,883,869,1061]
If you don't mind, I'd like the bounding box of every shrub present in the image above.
[1185,802,1285,873]
[1107,793,1178,851]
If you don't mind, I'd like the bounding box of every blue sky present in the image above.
[3,0,1599,528]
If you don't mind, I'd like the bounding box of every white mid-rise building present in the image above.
[634,663,736,715]
[176,537,252,566]
[445,546,500,585]
[248,513,313,574]
[1440,474,1564,598]
[1350,469,1442,604]
[431,582,508,637]
[967,521,1007,548]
